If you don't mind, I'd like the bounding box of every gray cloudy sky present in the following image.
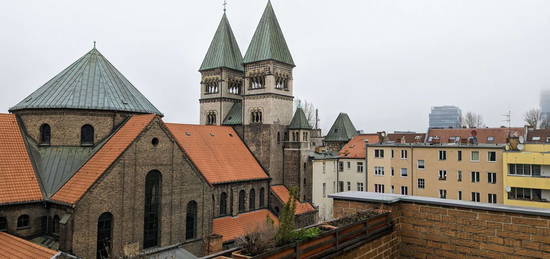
[1,0,549,133]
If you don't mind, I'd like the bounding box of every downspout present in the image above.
[410,144,414,196]
[365,143,369,192]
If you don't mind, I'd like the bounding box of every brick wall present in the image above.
[334,231,399,259]
[334,198,550,258]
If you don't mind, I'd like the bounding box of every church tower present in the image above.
[199,13,244,125]
[241,0,295,185]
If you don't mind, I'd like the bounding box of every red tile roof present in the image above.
[271,185,316,215]
[52,114,155,204]
[427,127,523,144]
[339,134,379,158]
[212,209,279,242]
[165,124,269,184]
[0,232,58,259]
[387,133,426,143]
[0,114,43,205]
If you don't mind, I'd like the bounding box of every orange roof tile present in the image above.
[271,185,316,215]
[0,114,43,205]
[427,127,524,144]
[387,133,426,143]
[212,209,279,242]
[165,124,269,184]
[0,232,58,259]
[339,134,380,159]
[52,114,155,204]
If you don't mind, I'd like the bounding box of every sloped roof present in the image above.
[0,114,43,205]
[288,108,311,130]
[222,102,242,125]
[427,127,524,144]
[271,185,316,215]
[526,129,550,143]
[387,133,426,143]
[0,232,58,259]
[243,1,294,66]
[10,48,162,116]
[165,124,269,184]
[324,113,358,142]
[52,114,155,204]
[339,134,380,159]
[212,209,279,242]
[200,13,244,72]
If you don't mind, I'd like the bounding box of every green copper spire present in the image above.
[325,113,358,142]
[244,1,295,66]
[289,108,311,129]
[200,13,244,72]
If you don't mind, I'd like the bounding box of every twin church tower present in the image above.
[199,1,312,197]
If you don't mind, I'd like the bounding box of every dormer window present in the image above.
[205,81,219,94]
[39,124,51,145]
[251,110,263,124]
[81,124,94,145]
[206,112,217,125]
[250,76,264,89]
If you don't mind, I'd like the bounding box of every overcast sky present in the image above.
[1,0,549,133]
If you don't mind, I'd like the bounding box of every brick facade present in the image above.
[334,231,399,259]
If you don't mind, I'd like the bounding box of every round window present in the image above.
[151,137,159,146]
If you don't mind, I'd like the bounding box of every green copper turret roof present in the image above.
[223,102,243,125]
[200,13,244,72]
[10,48,162,115]
[325,113,358,142]
[289,108,311,129]
[243,1,294,66]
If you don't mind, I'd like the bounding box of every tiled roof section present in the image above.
[52,114,155,204]
[271,185,316,215]
[200,13,244,72]
[0,232,58,259]
[222,102,242,125]
[10,48,162,115]
[339,134,380,159]
[325,113,358,142]
[165,124,269,184]
[288,108,311,130]
[0,114,43,205]
[387,133,426,143]
[243,1,294,66]
[426,127,524,144]
[212,209,279,242]
[526,129,550,143]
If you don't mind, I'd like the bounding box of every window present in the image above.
[418,179,425,189]
[248,189,256,210]
[205,81,219,93]
[374,166,384,176]
[52,215,60,235]
[488,151,497,162]
[488,172,496,184]
[17,215,29,229]
[347,182,351,191]
[238,190,246,213]
[357,162,364,173]
[0,217,6,231]
[96,212,113,259]
[228,80,242,94]
[457,170,462,182]
[471,171,480,183]
[81,124,94,145]
[471,151,480,161]
[220,192,228,215]
[391,150,394,158]
[323,183,327,197]
[401,186,408,195]
[400,168,408,177]
[322,162,326,174]
[144,170,161,248]
[457,151,462,161]
[259,188,265,208]
[338,162,344,172]
[347,162,351,169]
[471,192,480,202]
[391,185,395,193]
[487,136,495,142]
[374,149,384,158]
[303,132,308,141]
[439,170,447,180]
[186,201,198,240]
[151,137,159,146]
[439,150,447,160]
[458,191,462,200]
[374,184,385,193]
[508,187,544,202]
[508,164,542,176]
[439,189,447,199]
[401,150,408,159]
[338,181,344,192]
[275,76,288,90]
[250,76,265,89]
[417,160,425,169]
[251,110,263,124]
[357,182,364,191]
[39,124,51,145]
[488,194,497,204]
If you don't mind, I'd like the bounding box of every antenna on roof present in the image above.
[223,0,227,13]
[502,110,511,136]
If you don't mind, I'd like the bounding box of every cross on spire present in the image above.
[223,0,227,13]
[93,41,96,49]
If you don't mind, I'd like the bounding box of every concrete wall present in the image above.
[311,159,338,222]
[338,158,366,192]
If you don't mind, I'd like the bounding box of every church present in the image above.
[0,1,317,258]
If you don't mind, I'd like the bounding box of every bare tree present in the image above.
[523,108,541,128]
[294,99,318,128]
[463,112,484,128]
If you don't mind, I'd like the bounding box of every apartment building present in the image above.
[310,151,339,221]
[366,143,504,203]
[337,134,380,193]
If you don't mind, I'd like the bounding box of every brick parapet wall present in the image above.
[334,231,399,259]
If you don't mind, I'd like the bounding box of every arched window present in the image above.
[144,170,161,248]
[238,190,246,213]
[0,217,6,231]
[40,124,51,145]
[259,188,265,208]
[207,112,217,125]
[249,189,256,210]
[251,110,263,124]
[52,215,60,235]
[17,215,29,228]
[277,132,280,144]
[96,212,113,259]
[186,201,198,240]
[219,192,228,216]
[81,124,94,145]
